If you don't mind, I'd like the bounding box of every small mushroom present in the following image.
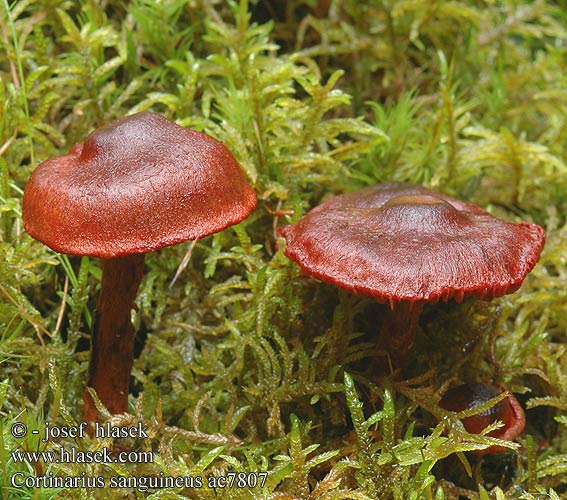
[23,112,256,422]
[280,183,545,372]
[439,382,526,454]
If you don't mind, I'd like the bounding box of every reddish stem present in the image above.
[376,301,424,375]
[83,254,145,423]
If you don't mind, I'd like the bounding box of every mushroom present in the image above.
[22,112,257,422]
[439,382,526,454]
[280,182,545,372]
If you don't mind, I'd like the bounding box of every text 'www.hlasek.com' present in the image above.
[9,421,268,492]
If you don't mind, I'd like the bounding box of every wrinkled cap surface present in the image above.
[23,112,257,257]
[280,183,545,304]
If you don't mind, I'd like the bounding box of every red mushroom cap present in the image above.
[439,383,526,454]
[280,183,545,304]
[23,112,257,258]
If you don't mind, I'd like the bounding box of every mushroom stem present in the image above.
[83,254,145,423]
[377,301,424,374]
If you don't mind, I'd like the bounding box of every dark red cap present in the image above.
[439,383,526,454]
[280,183,545,304]
[23,112,256,258]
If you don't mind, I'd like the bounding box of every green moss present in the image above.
[1,0,566,498]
